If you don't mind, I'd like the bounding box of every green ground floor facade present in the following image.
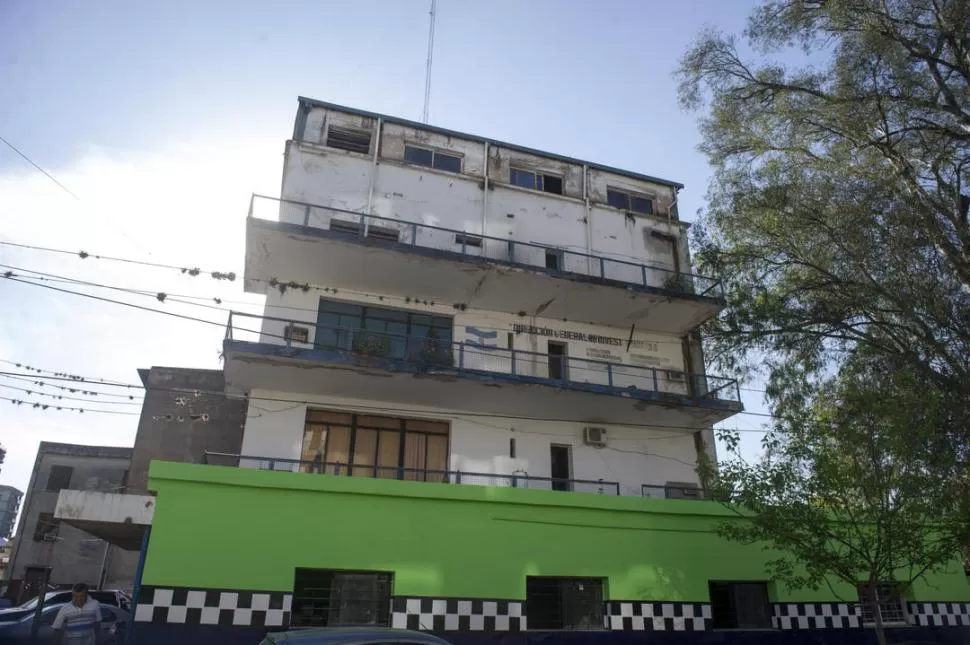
[132,461,970,639]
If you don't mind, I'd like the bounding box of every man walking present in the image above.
[52,583,101,645]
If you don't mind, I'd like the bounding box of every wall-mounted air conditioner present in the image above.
[583,427,607,447]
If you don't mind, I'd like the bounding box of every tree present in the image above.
[703,357,970,645]
[677,0,970,422]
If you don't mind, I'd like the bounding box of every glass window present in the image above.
[292,569,392,627]
[433,152,462,173]
[630,195,654,215]
[403,145,434,167]
[606,189,628,210]
[606,187,654,215]
[46,465,73,491]
[510,167,537,190]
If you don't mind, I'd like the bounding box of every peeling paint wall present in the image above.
[282,106,687,275]
[240,388,699,498]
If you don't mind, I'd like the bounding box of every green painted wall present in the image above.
[144,461,970,603]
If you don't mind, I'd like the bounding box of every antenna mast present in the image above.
[422,0,437,123]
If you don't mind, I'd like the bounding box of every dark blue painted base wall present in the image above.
[130,625,970,645]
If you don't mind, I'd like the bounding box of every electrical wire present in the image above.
[0,373,141,399]
[0,382,141,405]
[0,136,80,200]
[1,395,140,416]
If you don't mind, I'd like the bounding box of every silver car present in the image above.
[260,627,452,645]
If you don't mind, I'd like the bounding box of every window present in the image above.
[510,167,563,195]
[33,512,60,541]
[285,324,310,344]
[544,248,561,271]
[403,145,462,173]
[709,581,771,629]
[606,188,654,215]
[330,219,361,236]
[454,233,483,249]
[325,125,372,154]
[315,299,452,364]
[301,409,449,481]
[858,582,906,624]
[46,465,73,492]
[292,569,391,627]
[526,577,604,630]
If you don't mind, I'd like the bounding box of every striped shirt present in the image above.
[52,598,100,645]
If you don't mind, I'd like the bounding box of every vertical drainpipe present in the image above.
[365,117,383,223]
[126,525,152,644]
[482,141,490,236]
[583,165,592,274]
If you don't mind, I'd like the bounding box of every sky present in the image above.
[0,1,774,512]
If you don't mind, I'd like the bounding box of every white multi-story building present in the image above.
[222,97,741,498]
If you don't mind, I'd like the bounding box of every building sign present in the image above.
[512,324,659,351]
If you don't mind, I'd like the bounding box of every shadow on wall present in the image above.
[626,565,690,602]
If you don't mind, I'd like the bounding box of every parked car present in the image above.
[0,602,128,643]
[1,589,131,614]
[260,628,453,645]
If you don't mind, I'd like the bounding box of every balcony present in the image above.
[205,452,713,501]
[223,312,742,428]
[245,194,725,333]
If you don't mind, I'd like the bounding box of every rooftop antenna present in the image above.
[422,0,437,123]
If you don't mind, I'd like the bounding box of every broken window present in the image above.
[34,512,60,541]
[607,187,654,215]
[325,125,372,154]
[403,144,462,173]
[510,167,563,195]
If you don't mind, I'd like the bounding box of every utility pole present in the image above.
[422,0,437,123]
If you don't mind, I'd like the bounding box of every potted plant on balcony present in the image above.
[352,331,391,357]
[662,273,693,293]
[419,328,454,367]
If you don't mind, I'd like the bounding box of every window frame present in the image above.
[403,144,463,174]
[605,186,655,216]
[324,124,373,155]
[291,568,393,628]
[708,580,773,630]
[33,512,61,542]
[857,582,908,626]
[525,576,605,631]
[509,166,564,195]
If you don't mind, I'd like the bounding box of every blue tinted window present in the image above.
[433,152,462,173]
[630,196,654,215]
[403,145,433,167]
[510,167,537,190]
[607,189,629,210]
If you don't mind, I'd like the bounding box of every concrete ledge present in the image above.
[54,490,154,550]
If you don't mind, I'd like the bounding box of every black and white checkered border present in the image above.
[772,603,859,629]
[908,602,970,627]
[134,586,291,627]
[605,601,711,631]
[390,597,525,632]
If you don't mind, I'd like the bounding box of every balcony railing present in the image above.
[224,311,742,406]
[249,194,724,298]
[641,484,712,500]
[203,451,621,495]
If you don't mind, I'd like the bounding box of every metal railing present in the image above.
[204,451,621,495]
[249,193,724,298]
[224,311,742,405]
[641,484,712,501]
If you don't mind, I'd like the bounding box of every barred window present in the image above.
[33,512,60,541]
[858,582,906,624]
[292,569,392,627]
[709,581,771,629]
[526,577,604,630]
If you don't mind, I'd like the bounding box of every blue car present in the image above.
[259,627,453,645]
[0,602,128,644]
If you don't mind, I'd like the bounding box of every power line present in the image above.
[0,382,141,405]
[1,395,139,416]
[0,373,140,399]
[0,135,80,200]
[0,368,772,434]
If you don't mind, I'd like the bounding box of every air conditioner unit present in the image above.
[665,482,703,500]
[583,427,607,447]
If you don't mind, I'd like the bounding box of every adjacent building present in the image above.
[0,484,23,539]
[7,442,137,597]
[76,98,970,644]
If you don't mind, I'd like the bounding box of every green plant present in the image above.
[353,332,390,357]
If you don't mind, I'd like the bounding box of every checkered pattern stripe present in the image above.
[134,586,292,627]
[772,603,859,629]
[909,602,970,626]
[605,601,711,631]
[390,597,525,632]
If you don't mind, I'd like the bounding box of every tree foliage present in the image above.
[680,2,970,640]
[678,0,970,410]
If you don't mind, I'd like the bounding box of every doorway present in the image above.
[548,341,568,380]
[550,444,572,492]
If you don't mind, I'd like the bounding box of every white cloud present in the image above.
[0,134,285,512]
